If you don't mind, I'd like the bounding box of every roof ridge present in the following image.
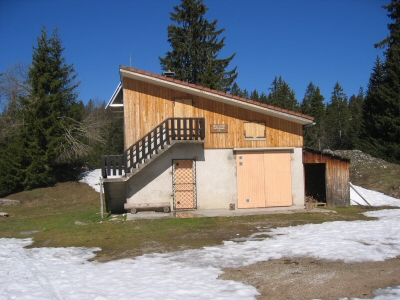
[120,66,314,121]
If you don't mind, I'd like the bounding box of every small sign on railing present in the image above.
[211,124,228,133]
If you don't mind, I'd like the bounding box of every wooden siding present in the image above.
[236,151,292,208]
[264,151,292,207]
[303,149,350,206]
[236,152,266,208]
[244,122,266,138]
[123,78,304,149]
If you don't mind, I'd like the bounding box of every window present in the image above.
[244,122,266,140]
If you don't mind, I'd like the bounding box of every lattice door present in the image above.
[172,159,197,210]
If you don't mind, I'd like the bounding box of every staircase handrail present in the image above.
[101,117,205,178]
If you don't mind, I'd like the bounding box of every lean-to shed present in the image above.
[303,148,350,206]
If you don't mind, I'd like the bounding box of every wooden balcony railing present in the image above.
[101,118,205,178]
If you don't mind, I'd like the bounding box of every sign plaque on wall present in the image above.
[211,124,228,133]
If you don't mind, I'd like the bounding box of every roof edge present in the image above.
[106,82,123,109]
[119,66,314,125]
[303,147,351,162]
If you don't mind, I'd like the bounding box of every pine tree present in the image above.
[300,83,313,116]
[267,76,299,111]
[259,92,268,104]
[78,100,124,168]
[361,0,400,163]
[159,0,238,92]
[242,89,249,99]
[300,82,326,149]
[325,82,351,149]
[230,82,243,97]
[250,89,259,101]
[360,57,386,157]
[348,87,364,149]
[21,27,81,189]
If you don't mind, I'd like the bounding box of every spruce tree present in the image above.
[267,76,299,111]
[21,27,80,189]
[300,82,326,149]
[325,82,351,149]
[230,82,244,97]
[259,92,268,104]
[361,0,400,163]
[361,57,386,157]
[242,89,249,99]
[250,89,260,101]
[159,0,238,92]
[348,88,364,149]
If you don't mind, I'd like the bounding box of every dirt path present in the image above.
[220,256,400,300]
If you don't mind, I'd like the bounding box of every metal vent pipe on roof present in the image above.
[163,70,175,78]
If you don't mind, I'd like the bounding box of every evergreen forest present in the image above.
[0,0,399,197]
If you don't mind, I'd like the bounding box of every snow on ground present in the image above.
[79,169,102,193]
[2,171,393,298]
[351,184,400,207]
[2,208,400,298]
[79,169,124,193]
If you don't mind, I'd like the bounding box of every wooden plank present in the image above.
[124,202,170,209]
[124,202,171,214]
[236,152,266,208]
[264,151,292,207]
[123,78,305,150]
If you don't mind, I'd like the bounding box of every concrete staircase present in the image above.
[102,140,204,213]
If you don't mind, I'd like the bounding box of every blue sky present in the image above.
[0,0,389,106]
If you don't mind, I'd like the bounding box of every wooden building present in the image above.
[303,148,350,206]
[102,67,315,213]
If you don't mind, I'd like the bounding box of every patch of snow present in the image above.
[341,286,400,300]
[351,184,400,207]
[371,286,400,299]
[2,208,400,299]
[73,173,400,298]
[0,239,257,300]
[79,169,124,193]
[79,169,102,193]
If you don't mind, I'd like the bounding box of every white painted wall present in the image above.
[291,147,306,206]
[126,144,237,210]
[126,144,304,210]
[196,149,237,209]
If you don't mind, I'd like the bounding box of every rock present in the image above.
[0,212,9,217]
[0,199,20,206]
[20,230,39,235]
[75,221,87,226]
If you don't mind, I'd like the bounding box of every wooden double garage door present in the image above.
[236,151,292,208]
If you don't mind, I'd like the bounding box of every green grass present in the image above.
[334,150,400,198]
[0,181,385,262]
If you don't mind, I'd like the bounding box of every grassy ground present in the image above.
[0,181,382,262]
[334,150,400,198]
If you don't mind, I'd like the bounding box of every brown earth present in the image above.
[220,256,400,300]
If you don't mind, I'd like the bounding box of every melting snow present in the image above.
[2,170,398,299]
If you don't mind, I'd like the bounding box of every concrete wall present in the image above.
[125,144,305,210]
[291,147,305,206]
[196,149,237,209]
[103,180,127,214]
[126,144,238,210]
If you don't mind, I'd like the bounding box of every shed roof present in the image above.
[303,148,351,163]
[109,66,315,125]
